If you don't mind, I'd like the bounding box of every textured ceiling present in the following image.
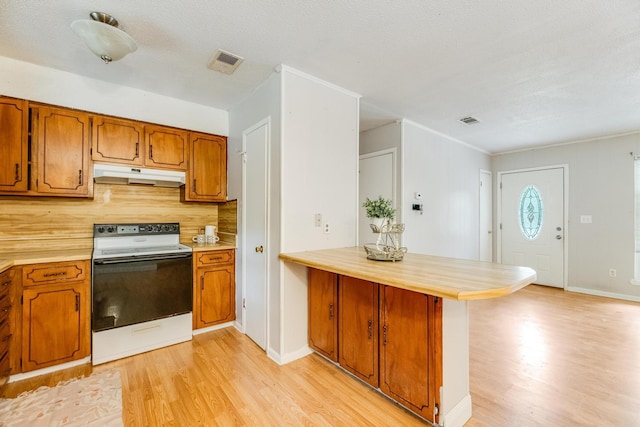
[1,1,639,153]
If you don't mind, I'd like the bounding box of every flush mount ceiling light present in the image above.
[71,12,137,64]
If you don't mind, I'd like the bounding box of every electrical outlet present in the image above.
[323,223,330,234]
[609,269,617,278]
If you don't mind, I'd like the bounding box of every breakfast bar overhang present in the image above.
[280,246,537,427]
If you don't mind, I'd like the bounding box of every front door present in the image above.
[499,167,566,288]
[242,119,269,349]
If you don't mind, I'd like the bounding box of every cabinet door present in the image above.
[0,97,28,192]
[308,268,338,362]
[184,133,227,202]
[92,115,144,165]
[380,286,442,422]
[22,282,90,372]
[144,125,188,171]
[195,265,235,328]
[33,106,92,197]
[339,275,378,387]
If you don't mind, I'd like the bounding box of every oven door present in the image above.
[92,252,192,332]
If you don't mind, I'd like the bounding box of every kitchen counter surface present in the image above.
[0,241,237,273]
[279,246,537,300]
[186,242,237,252]
[0,249,93,273]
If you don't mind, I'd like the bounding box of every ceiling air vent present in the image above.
[207,49,244,75]
[459,116,480,125]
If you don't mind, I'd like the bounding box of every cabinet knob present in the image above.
[255,245,264,253]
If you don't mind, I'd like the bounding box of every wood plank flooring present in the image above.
[3,284,640,426]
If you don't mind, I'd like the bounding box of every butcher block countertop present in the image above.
[0,249,93,273]
[279,246,537,301]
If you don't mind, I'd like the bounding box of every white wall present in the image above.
[402,120,491,260]
[0,56,228,135]
[228,72,282,354]
[492,132,640,301]
[280,67,360,361]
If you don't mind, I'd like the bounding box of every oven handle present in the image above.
[93,252,192,264]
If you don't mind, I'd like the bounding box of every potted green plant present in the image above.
[363,196,396,232]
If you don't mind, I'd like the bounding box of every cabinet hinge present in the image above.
[500,181,502,189]
[242,298,246,309]
[434,296,439,304]
[500,223,502,230]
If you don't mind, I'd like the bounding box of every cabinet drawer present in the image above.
[0,317,10,349]
[195,250,234,266]
[0,344,9,389]
[22,260,89,286]
[0,270,10,295]
[0,292,10,323]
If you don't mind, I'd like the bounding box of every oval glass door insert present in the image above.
[519,185,543,240]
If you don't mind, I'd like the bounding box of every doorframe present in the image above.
[241,116,271,349]
[496,164,569,289]
[358,148,397,245]
[479,169,492,262]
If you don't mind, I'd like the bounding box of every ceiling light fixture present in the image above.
[71,12,137,64]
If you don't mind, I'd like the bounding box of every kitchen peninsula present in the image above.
[279,246,536,427]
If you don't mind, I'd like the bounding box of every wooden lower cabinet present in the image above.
[339,275,378,386]
[380,285,442,423]
[21,260,91,372]
[193,250,236,329]
[307,271,443,423]
[0,269,13,391]
[308,268,338,361]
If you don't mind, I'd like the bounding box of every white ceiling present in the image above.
[1,1,639,154]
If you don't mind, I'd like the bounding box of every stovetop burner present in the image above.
[92,222,192,260]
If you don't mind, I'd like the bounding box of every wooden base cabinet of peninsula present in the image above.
[0,269,13,391]
[307,269,338,362]
[20,261,91,372]
[307,270,443,424]
[194,250,236,329]
[339,275,378,387]
[380,285,442,423]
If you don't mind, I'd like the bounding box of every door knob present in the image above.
[255,245,264,253]
[556,235,562,240]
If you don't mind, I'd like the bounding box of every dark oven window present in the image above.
[92,255,192,332]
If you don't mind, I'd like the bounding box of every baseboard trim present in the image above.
[192,321,235,335]
[566,286,640,303]
[442,393,472,427]
[9,357,91,383]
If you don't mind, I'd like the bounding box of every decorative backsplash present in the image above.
[0,184,237,252]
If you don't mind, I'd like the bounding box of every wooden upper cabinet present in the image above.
[144,125,188,171]
[183,133,227,202]
[379,286,442,423]
[0,97,29,192]
[92,115,144,166]
[32,106,93,197]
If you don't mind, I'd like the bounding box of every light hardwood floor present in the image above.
[3,285,640,426]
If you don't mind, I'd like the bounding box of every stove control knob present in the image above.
[96,226,105,234]
[107,226,115,233]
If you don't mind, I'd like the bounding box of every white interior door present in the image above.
[358,150,395,246]
[242,119,269,349]
[499,167,565,287]
[479,170,492,262]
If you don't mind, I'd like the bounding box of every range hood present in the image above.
[93,164,185,188]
